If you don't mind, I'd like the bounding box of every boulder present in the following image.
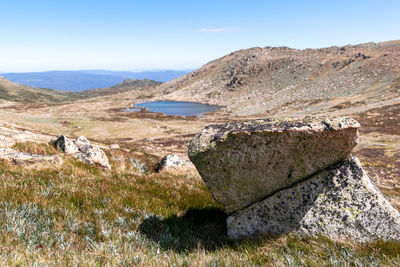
[76,144,111,170]
[0,147,63,167]
[227,156,400,242]
[53,135,78,154]
[189,116,359,214]
[75,136,90,149]
[156,154,186,172]
[53,135,110,170]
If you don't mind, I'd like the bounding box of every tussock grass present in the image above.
[0,143,400,265]
[12,141,58,156]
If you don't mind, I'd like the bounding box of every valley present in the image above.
[0,40,399,265]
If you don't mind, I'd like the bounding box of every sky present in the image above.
[0,0,399,72]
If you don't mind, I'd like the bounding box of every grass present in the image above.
[0,142,400,265]
[12,141,58,156]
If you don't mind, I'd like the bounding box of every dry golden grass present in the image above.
[0,142,399,266]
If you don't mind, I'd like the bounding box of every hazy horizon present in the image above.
[1,0,399,72]
[0,69,194,74]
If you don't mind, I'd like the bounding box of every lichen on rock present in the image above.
[189,116,360,214]
[227,156,400,242]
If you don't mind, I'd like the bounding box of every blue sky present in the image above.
[0,0,399,72]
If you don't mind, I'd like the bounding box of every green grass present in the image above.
[0,142,400,265]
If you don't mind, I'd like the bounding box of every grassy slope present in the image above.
[0,142,399,265]
[0,76,80,103]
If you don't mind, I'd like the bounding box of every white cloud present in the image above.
[197,27,239,34]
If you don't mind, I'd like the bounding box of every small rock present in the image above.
[110,144,120,150]
[156,154,186,171]
[227,156,400,242]
[53,135,110,170]
[53,135,79,154]
[76,143,111,170]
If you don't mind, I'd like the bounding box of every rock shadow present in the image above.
[139,207,229,252]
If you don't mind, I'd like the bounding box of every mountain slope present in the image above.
[158,41,400,116]
[82,70,190,82]
[81,79,162,97]
[0,76,79,103]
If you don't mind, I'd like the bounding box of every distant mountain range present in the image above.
[1,70,190,92]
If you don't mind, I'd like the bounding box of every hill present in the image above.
[158,40,400,116]
[0,76,79,103]
[82,70,191,82]
[1,70,189,92]
[80,79,162,97]
[0,76,161,103]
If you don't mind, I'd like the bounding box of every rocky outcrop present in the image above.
[53,135,110,170]
[0,147,63,167]
[189,116,359,214]
[156,154,186,172]
[227,156,400,242]
[189,116,400,242]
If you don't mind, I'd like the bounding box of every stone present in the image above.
[53,135,78,154]
[188,116,359,214]
[75,136,90,149]
[110,144,120,150]
[76,144,111,170]
[227,156,400,242]
[53,135,110,170]
[156,154,186,171]
[0,147,63,167]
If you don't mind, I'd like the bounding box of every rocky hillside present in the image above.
[158,40,400,116]
[82,78,162,97]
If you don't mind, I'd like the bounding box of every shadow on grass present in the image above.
[139,207,229,252]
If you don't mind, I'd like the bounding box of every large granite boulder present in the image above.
[227,156,400,242]
[189,116,359,214]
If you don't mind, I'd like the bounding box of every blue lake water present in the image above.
[124,101,222,116]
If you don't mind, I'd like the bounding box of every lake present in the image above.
[124,101,222,116]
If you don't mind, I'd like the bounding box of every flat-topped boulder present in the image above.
[227,156,400,242]
[188,116,359,214]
